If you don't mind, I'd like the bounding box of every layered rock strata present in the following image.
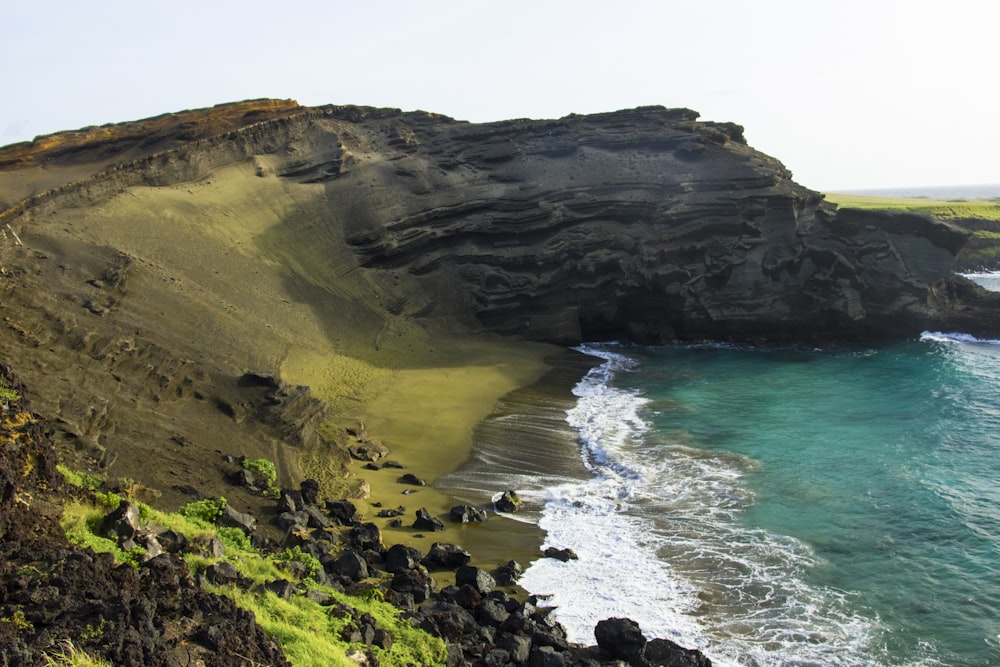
[4,101,995,347]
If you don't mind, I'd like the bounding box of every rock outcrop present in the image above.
[3,100,998,349]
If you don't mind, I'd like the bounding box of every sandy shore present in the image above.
[284,333,597,571]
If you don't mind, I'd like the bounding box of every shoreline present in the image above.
[291,335,600,571]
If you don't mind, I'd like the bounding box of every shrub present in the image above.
[276,546,323,583]
[243,458,278,488]
[178,497,227,525]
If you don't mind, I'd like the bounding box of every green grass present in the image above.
[57,477,448,666]
[43,640,114,667]
[824,193,1000,222]
[0,385,19,404]
[56,465,104,491]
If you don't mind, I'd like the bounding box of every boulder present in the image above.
[494,490,522,513]
[644,638,714,667]
[204,561,241,587]
[218,505,258,534]
[413,508,445,532]
[99,500,141,542]
[399,473,427,486]
[529,646,567,667]
[456,565,496,595]
[495,559,523,585]
[424,542,472,570]
[390,567,434,603]
[300,478,320,505]
[450,505,488,523]
[384,544,425,573]
[302,505,331,529]
[325,499,358,526]
[478,598,511,627]
[595,617,647,661]
[416,601,478,641]
[543,547,579,562]
[327,550,369,582]
[348,522,384,552]
[276,511,309,532]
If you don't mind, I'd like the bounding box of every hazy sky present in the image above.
[2,0,997,191]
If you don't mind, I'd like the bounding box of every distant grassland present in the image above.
[824,193,1000,222]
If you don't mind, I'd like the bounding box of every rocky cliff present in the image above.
[5,100,995,349]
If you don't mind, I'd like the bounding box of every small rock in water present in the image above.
[543,546,579,562]
[494,490,522,513]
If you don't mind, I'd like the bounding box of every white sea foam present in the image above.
[921,331,1000,345]
[517,344,925,667]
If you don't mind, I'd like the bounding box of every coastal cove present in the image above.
[5,100,1000,665]
[483,316,1000,664]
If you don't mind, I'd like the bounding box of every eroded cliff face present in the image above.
[4,101,994,348]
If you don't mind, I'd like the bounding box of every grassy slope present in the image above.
[825,193,1000,269]
[824,192,1000,221]
[58,468,448,667]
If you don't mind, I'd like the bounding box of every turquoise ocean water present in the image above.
[516,275,1000,666]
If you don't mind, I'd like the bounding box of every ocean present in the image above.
[474,273,1000,667]
[834,184,1000,200]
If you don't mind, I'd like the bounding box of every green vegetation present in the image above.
[56,465,104,491]
[243,457,278,489]
[57,469,448,666]
[1,608,33,632]
[0,383,19,404]
[43,639,113,667]
[178,496,227,524]
[824,193,1000,222]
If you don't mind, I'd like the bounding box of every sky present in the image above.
[2,0,997,191]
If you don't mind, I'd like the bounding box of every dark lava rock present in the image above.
[205,561,242,587]
[400,473,427,486]
[348,522,384,551]
[644,638,714,666]
[299,478,320,505]
[218,504,258,534]
[277,489,300,513]
[99,499,141,542]
[478,598,511,627]
[424,542,472,570]
[155,528,188,554]
[377,505,406,518]
[450,504,488,523]
[416,601,479,641]
[543,546,579,562]
[413,508,445,532]
[595,617,647,660]
[390,567,434,603]
[384,543,425,573]
[302,505,331,529]
[326,550,369,582]
[456,565,496,595]
[530,645,567,667]
[494,490,522,513]
[276,510,309,531]
[494,559,523,585]
[325,499,359,526]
